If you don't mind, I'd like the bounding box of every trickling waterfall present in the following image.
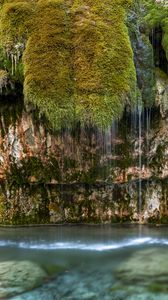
[138,105,142,217]
[103,127,111,180]
[11,54,14,76]
[130,105,143,219]
[130,106,152,220]
[49,104,154,223]
[111,121,118,172]
[101,120,119,182]
[146,108,152,168]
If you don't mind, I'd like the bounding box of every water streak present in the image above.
[138,105,142,217]
[0,237,168,251]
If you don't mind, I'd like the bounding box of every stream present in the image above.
[0,225,167,299]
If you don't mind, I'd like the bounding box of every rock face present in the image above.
[0,260,47,298]
[0,84,167,224]
[155,68,168,117]
[0,1,167,224]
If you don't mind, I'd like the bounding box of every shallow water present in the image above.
[0,224,168,299]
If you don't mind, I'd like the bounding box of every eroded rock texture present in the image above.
[0,0,167,224]
[0,86,167,224]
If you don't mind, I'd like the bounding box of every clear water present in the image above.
[0,225,168,300]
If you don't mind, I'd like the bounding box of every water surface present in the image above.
[0,224,168,300]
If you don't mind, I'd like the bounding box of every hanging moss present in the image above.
[0,0,137,129]
[0,1,33,53]
[23,0,74,129]
[71,0,136,127]
[0,0,34,87]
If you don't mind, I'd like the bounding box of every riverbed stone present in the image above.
[0,260,47,298]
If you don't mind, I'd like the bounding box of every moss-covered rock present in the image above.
[0,0,34,91]
[143,0,168,63]
[0,0,137,129]
[70,0,137,127]
[23,0,74,129]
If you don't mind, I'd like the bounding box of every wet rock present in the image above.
[24,128,35,146]
[143,183,161,221]
[156,68,168,118]
[0,260,47,298]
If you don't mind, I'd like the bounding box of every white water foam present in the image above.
[0,237,168,251]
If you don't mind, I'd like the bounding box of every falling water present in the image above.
[111,120,118,169]
[102,120,119,181]
[131,105,143,220]
[138,105,142,218]
[11,53,14,76]
[101,127,109,180]
[146,108,152,168]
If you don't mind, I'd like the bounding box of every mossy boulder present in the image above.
[0,0,137,129]
[70,0,137,127]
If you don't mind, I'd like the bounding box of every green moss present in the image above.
[0,1,33,50]
[0,0,35,86]
[156,67,168,81]
[71,0,137,127]
[143,0,168,29]
[6,156,61,188]
[148,283,168,293]
[143,0,168,64]
[63,157,77,170]
[149,143,166,174]
[159,215,168,224]
[0,0,137,129]
[0,183,50,225]
[23,0,74,129]
[47,156,61,181]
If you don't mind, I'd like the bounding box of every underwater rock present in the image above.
[11,266,168,300]
[0,260,47,298]
[127,294,168,300]
[116,248,168,283]
[111,287,168,300]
